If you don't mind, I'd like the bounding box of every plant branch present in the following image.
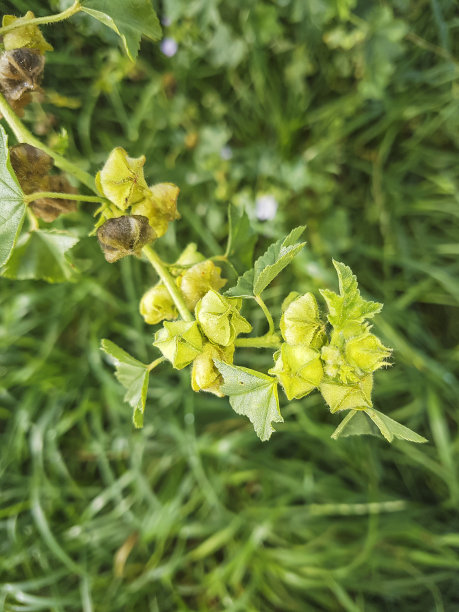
[0,1,82,35]
[0,93,96,192]
[255,295,275,334]
[142,245,194,322]
[235,334,281,349]
[24,191,108,204]
[147,357,166,372]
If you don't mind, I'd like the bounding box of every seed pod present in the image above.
[0,48,44,101]
[319,375,373,413]
[153,321,203,369]
[280,292,326,349]
[96,147,149,211]
[191,342,235,396]
[269,344,323,400]
[9,143,54,193]
[177,260,227,310]
[140,283,178,325]
[30,175,78,222]
[97,215,156,263]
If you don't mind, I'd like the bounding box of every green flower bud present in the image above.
[191,342,234,396]
[269,344,323,400]
[345,332,392,374]
[140,283,178,325]
[195,290,252,346]
[319,375,373,413]
[177,260,227,310]
[97,215,155,263]
[96,147,149,210]
[280,292,326,349]
[153,321,203,369]
[2,12,54,53]
[131,183,180,237]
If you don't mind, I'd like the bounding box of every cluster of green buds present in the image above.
[0,12,53,116]
[95,148,180,262]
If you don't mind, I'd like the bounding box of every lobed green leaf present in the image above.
[366,408,428,443]
[214,360,282,441]
[225,204,257,273]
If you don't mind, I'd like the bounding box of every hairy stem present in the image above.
[255,295,275,335]
[147,357,166,372]
[142,245,193,322]
[0,93,96,192]
[235,334,281,349]
[0,1,82,35]
[24,191,108,204]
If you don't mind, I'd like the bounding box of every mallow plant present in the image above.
[0,3,426,443]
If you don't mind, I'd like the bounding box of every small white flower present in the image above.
[160,37,178,57]
[220,145,233,160]
[255,194,278,221]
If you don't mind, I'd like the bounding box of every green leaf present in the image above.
[101,339,149,428]
[0,125,26,267]
[1,230,79,283]
[225,204,257,272]
[331,409,380,440]
[81,0,162,61]
[319,260,382,330]
[226,226,306,298]
[366,408,428,443]
[214,360,282,441]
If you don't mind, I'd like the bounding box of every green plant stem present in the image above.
[235,334,281,349]
[147,357,166,372]
[0,1,81,35]
[0,93,96,192]
[24,191,108,204]
[142,245,193,322]
[26,208,39,231]
[255,295,275,334]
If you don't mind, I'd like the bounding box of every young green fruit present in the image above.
[2,12,54,53]
[191,342,234,396]
[178,260,227,310]
[280,292,326,349]
[131,182,180,237]
[96,147,149,210]
[140,283,178,325]
[320,375,373,413]
[269,344,323,400]
[195,290,252,346]
[153,321,203,369]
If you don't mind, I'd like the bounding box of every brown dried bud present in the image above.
[9,143,53,193]
[97,215,156,263]
[30,175,78,222]
[0,48,44,101]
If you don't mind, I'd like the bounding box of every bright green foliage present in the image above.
[320,260,382,330]
[153,321,203,369]
[215,360,282,441]
[225,204,257,272]
[81,0,161,61]
[366,408,428,443]
[195,290,252,346]
[331,409,380,439]
[0,126,26,267]
[101,339,150,427]
[1,230,79,283]
[226,226,306,298]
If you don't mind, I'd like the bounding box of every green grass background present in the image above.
[1,0,459,610]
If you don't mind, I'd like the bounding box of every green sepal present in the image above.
[319,260,382,330]
[153,321,203,369]
[2,12,54,53]
[191,343,235,397]
[214,360,282,442]
[195,290,252,346]
[320,374,373,413]
[140,283,178,325]
[269,344,323,400]
[345,331,392,374]
[97,147,149,211]
[178,261,227,311]
[280,292,326,349]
